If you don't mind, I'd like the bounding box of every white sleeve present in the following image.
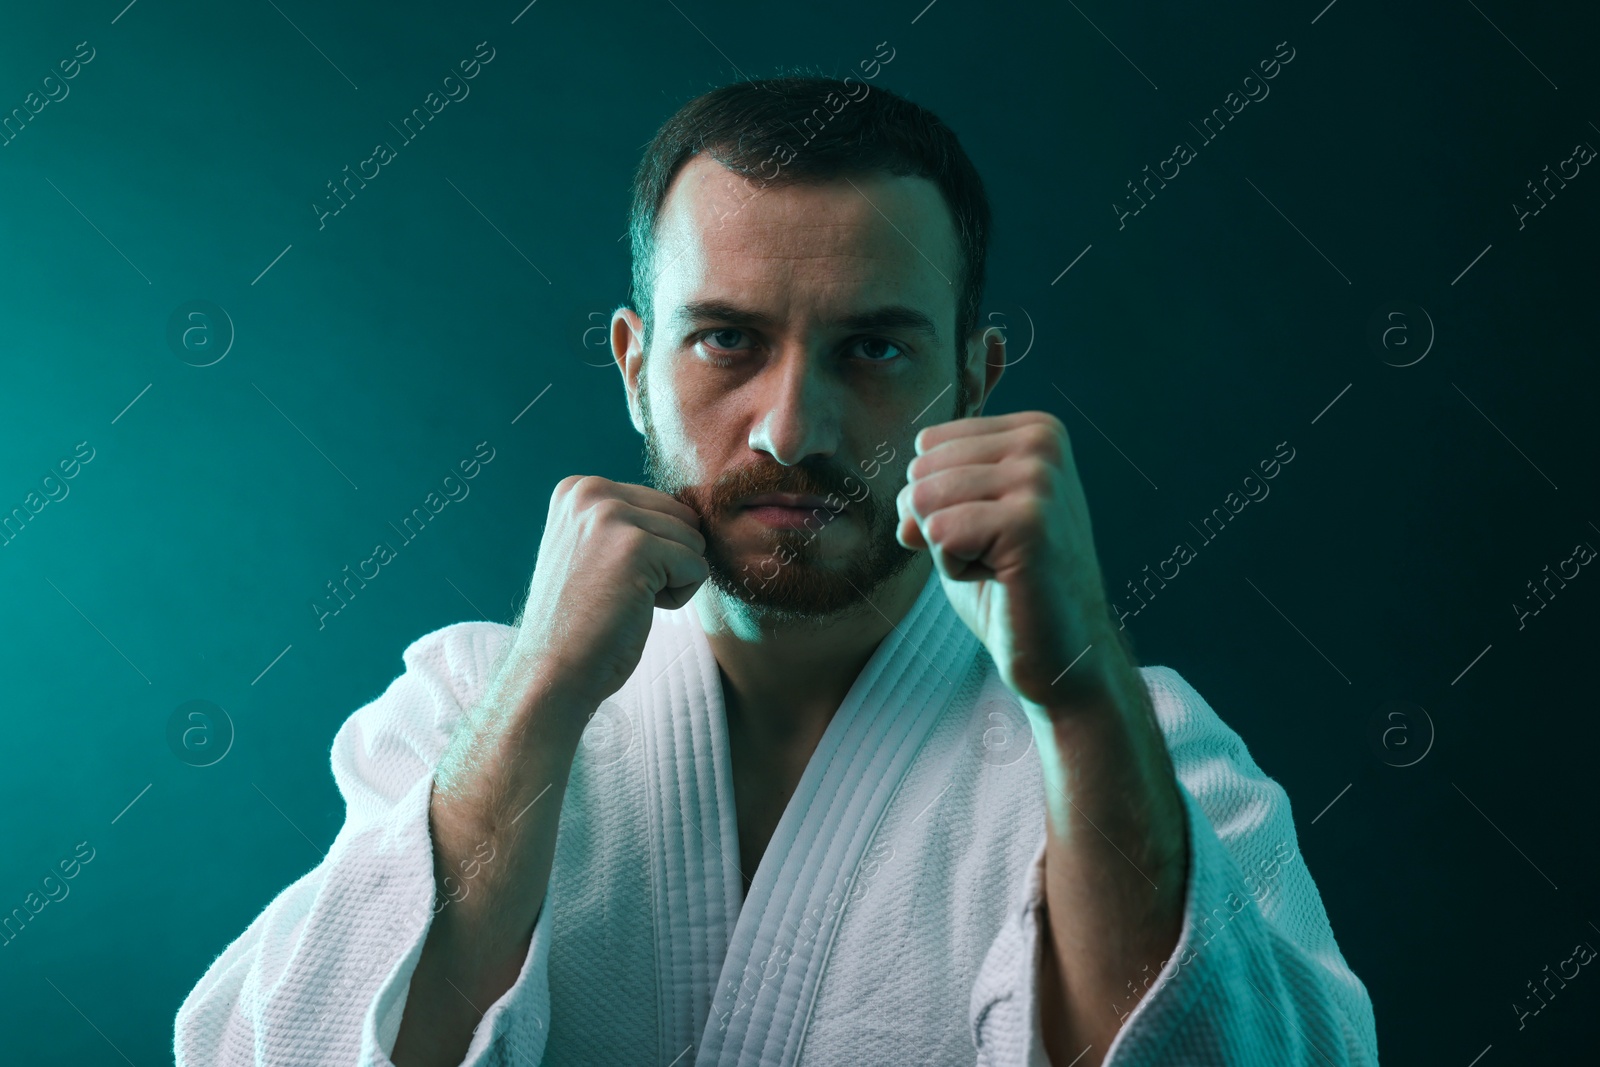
[173,622,555,1067]
[969,666,1378,1066]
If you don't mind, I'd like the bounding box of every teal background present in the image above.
[1,0,1596,1062]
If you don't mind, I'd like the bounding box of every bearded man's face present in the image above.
[614,154,978,622]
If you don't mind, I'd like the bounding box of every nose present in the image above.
[748,347,840,466]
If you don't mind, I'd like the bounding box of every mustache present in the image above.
[673,458,870,520]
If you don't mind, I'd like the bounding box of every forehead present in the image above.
[651,153,959,332]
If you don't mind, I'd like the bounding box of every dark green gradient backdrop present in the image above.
[1,1,1595,1063]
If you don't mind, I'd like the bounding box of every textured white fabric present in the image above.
[175,569,1376,1065]
[969,668,1379,1066]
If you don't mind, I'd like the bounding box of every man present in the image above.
[175,75,1377,1066]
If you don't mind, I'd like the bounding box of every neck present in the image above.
[695,554,934,743]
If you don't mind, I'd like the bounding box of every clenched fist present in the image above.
[511,475,710,713]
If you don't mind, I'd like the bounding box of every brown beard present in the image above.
[638,372,923,623]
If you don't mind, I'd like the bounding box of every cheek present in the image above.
[887,442,922,482]
[867,457,916,525]
[647,375,713,472]
[666,410,724,483]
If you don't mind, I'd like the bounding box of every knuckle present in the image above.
[1026,421,1064,462]
[1025,456,1054,493]
[621,522,652,553]
[551,474,583,505]
[591,496,626,524]
[570,474,606,503]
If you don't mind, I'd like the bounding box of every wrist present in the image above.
[483,639,607,748]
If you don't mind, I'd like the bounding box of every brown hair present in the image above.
[625,73,992,410]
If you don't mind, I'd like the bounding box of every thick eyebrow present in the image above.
[673,300,939,342]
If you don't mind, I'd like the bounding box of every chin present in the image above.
[701,530,921,622]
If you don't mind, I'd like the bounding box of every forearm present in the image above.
[392,656,593,1067]
[1031,628,1189,1066]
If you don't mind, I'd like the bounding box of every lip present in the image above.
[738,493,838,510]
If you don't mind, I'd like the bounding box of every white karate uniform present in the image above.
[174,569,1377,1065]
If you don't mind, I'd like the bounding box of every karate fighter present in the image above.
[175,75,1377,1066]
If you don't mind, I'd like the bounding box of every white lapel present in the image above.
[635,603,745,1062]
[692,567,983,1066]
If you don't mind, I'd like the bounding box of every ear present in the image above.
[961,314,1008,418]
[613,306,646,434]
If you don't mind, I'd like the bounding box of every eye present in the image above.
[694,328,755,366]
[849,337,906,363]
[698,328,751,352]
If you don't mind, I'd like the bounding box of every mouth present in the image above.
[739,493,837,510]
[737,493,848,530]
